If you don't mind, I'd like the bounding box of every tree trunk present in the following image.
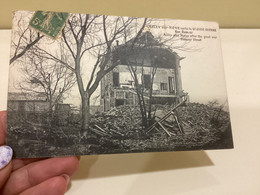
[81,93,90,136]
[47,96,53,125]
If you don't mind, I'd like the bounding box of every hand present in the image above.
[0,111,79,195]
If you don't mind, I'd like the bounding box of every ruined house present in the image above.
[100,31,187,112]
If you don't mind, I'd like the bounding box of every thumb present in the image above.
[0,146,13,188]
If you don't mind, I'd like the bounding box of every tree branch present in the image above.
[10,33,44,64]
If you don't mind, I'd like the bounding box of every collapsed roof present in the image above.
[112,31,180,69]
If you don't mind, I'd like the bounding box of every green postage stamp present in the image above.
[29,11,69,39]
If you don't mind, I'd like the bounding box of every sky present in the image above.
[9,12,229,108]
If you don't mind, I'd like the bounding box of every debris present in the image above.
[146,98,187,136]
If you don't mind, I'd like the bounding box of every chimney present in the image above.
[116,40,119,46]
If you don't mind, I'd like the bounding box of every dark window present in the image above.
[110,90,114,97]
[168,76,175,94]
[113,72,120,87]
[143,74,151,89]
[115,99,125,106]
[160,83,168,90]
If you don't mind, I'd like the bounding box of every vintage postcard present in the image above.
[7,10,233,158]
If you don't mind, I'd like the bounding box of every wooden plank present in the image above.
[146,98,187,133]
[90,128,107,136]
[146,126,155,134]
[162,122,174,129]
[174,115,184,134]
[109,128,124,136]
[175,110,184,134]
[94,125,108,134]
[154,126,162,133]
[158,122,171,137]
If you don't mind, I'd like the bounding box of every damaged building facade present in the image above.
[101,32,187,112]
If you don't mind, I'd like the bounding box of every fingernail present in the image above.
[0,146,13,169]
[62,174,70,185]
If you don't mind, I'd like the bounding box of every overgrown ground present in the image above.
[7,102,233,158]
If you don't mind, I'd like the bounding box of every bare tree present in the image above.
[124,34,159,127]
[10,11,44,65]
[32,14,147,134]
[19,52,76,120]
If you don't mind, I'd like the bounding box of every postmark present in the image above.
[29,11,69,39]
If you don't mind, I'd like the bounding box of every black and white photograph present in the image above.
[7,10,233,158]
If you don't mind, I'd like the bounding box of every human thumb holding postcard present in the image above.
[0,111,13,190]
[0,111,79,195]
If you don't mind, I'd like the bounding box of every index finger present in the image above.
[0,111,7,145]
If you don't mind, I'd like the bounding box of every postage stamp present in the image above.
[29,11,69,39]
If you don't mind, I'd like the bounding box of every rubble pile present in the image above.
[119,102,231,152]
[89,102,230,139]
[89,105,143,137]
[153,102,229,130]
[7,102,232,156]
[178,102,230,132]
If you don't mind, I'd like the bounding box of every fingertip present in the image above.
[50,176,68,194]
[0,111,7,145]
[59,156,79,176]
[0,146,13,189]
[61,174,70,185]
[0,161,13,188]
[0,145,13,170]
